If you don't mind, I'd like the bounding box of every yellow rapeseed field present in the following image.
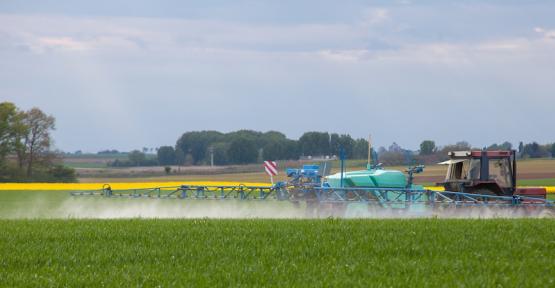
[424,186,555,193]
[0,181,270,191]
[0,183,553,193]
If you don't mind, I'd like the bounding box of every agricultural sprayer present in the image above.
[71,149,554,218]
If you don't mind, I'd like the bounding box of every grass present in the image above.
[63,162,108,169]
[0,219,554,287]
[519,178,555,186]
[78,171,272,183]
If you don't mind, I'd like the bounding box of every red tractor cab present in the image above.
[438,150,546,200]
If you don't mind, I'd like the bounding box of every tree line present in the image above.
[137,130,371,167]
[418,140,555,159]
[141,131,555,167]
[0,102,76,182]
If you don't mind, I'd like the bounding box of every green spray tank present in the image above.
[325,135,424,190]
[325,163,424,190]
[321,136,426,216]
[324,163,425,216]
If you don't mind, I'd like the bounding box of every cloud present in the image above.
[0,14,369,56]
[361,8,390,26]
[317,49,371,62]
[534,27,555,40]
[1,5,555,151]
[35,36,88,52]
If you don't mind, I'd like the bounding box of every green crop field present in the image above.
[519,178,555,187]
[1,219,554,287]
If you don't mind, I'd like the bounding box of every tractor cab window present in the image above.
[489,158,512,188]
[446,160,470,181]
[467,159,481,180]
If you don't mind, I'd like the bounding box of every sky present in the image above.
[1,0,554,152]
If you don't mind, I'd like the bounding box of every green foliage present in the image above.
[228,137,258,164]
[0,103,21,161]
[262,139,298,161]
[333,134,356,158]
[176,130,300,165]
[211,142,230,165]
[176,131,225,164]
[487,141,512,151]
[157,146,176,165]
[523,142,549,158]
[419,140,436,155]
[0,219,554,287]
[97,149,119,154]
[109,150,158,167]
[175,148,185,165]
[551,143,555,158]
[171,130,553,166]
[19,108,56,176]
[128,150,146,165]
[299,132,330,156]
[0,102,75,182]
[352,138,370,160]
[441,141,471,153]
[45,165,77,182]
[299,131,330,156]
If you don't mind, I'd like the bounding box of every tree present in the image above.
[352,138,369,159]
[211,142,230,165]
[0,103,76,182]
[157,146,176,165]
[336,134,355,158]
[164,166,172,174]
[551,143,555,158]
[228,137,258,164]
[299,132,330,156]
[440,141,471,153]
[487,141,512,151]
[499,141,512,150]
[262,140,286,161]
[128,150,146,166]
[0,102,22,164]
[329,133,340,156]
[522,142,548,158]
[17,108,56,177]
[419,140,436,155]
[176,131,224,164]
[388,142,402,153]
[175,148,185,166]
[47,165,77,182]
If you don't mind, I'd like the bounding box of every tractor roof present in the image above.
[447,150,514,159]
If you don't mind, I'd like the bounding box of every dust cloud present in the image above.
[3,196,554,219]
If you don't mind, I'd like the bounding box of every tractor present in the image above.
[438,149,546,200]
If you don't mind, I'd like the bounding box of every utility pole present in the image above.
[367,134,372,169]
[209,146,214,167]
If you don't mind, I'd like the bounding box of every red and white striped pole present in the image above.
[263,161,278,184]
